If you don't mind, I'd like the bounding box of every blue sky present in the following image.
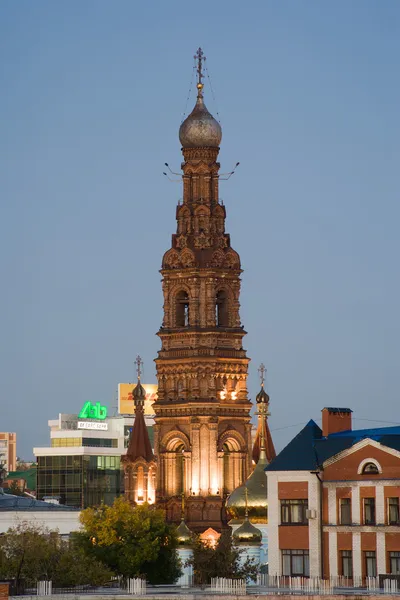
[1,1,399,460]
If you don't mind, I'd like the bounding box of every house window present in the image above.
[389,552,400,574]
[282,550,310,577]
[364,498,376,525]
[362,462,379,474]
[340,550,353,578]
[340,498,352,525]
[365,551,377,577]
[388,498,400,525]
[281,499,308,525]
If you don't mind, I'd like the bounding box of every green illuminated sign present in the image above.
[79,401,108,420]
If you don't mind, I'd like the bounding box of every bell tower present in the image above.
[153,49,252,531]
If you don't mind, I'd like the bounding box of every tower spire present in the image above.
[194,47,205,95]
[134,355,143,381]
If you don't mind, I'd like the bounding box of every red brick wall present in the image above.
[323,445,400,481]
[0,584,9,599]
[278,481,308,498]
[279,526,309,549]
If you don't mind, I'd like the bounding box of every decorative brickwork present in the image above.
[154,83,251,531]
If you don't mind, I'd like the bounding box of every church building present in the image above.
[123,49,275,535]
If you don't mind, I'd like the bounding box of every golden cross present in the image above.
[194,47,205,88]
[134,355,143,381]
[258,363,266,387]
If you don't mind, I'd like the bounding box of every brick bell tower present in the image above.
[153,49,252,532]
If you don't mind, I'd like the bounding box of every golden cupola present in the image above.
[226,366,274,524]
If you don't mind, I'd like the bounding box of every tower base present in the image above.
[158,495,228,533]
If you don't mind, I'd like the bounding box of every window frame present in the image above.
[282,549,310,577]
[389,551,400,575]
[340,497,352,525]
[365,550,377,577]
[280,499,308,525]
[340,550,353,578]
[363,497,376,525]
[388,497,400,525]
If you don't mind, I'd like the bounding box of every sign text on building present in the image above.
[78,401,108,420]
[77,421,108,431]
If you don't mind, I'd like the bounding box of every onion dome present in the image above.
[176,519,193,546]
[226,453,268,523]
[256,385,270,404]
[233,516,262,544]
[179,84,222,149]
[133,380,146,407]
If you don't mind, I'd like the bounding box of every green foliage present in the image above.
[0,523,112,588]
[187,529,258,585]
[76,497,182,584]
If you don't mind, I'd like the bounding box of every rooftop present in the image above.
[0,489,78,512]
[265,420,400,472]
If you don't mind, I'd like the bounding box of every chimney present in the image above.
[322,407,352,437]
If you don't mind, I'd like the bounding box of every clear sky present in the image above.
[1,1,399,461]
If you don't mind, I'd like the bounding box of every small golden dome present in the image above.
[226,455,268,523]
[233,516,262,544]
[176,519,193,545]
[179,94,222,149]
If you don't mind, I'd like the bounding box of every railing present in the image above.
[210,577,246,595]
[256,574,399,594]
[126,578,146,595]
[36,581,52,596]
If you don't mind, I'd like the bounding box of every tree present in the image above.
[76,497,182,584]
[4,480,25,496]
[0,523,112,590]
[187,529,258,585]
[0,464,7,485]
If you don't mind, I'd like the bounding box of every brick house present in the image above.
[265,407,400,579]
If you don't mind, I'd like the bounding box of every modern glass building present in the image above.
[34,405,154,509]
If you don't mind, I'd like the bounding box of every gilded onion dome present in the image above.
[226,452,268,523]
[176,519,193,546]
[179,84,222,149]
[233,516,262,544]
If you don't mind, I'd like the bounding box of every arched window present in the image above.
[222,438,242,494]
[216,290,229,327]
[176,291,190,327]
[362,462,379,475]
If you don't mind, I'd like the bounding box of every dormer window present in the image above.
[357,458,382,475]
[362,462,379,475]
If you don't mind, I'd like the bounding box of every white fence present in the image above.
[257,574,398,593]
[36,581,52,596]
[210,577,246,595]
[383,578,399,594]
[126,577,146,595]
